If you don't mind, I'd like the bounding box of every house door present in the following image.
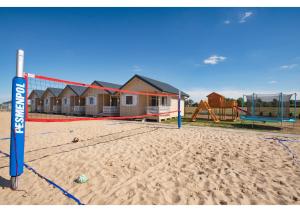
[35,99,39,111]
[150,96,158,106]
[111,96,119,106]
[50,97,54,111]
[97,94,103,113]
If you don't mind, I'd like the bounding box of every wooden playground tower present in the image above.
[191,92,238,122]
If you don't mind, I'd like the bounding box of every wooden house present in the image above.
[59,85,86,115]
[119,75,189,122]
[28,89,44,112]
[41,88,63,113]
[81,81,122,116]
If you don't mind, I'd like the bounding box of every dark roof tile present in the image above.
[94,81,122,94]
[45,87,63,97]
[121,75,189,97]
[67,85,86,96]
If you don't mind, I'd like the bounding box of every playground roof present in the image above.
[207,92,225,98]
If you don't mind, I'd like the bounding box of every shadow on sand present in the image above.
[232,123,282,131]
[0,176,11,188]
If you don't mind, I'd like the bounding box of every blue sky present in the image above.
[0,8,299,102]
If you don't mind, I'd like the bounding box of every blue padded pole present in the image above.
[178,91,181,129]
[281,92,284,120]
[278,93,280,118]
[10,49,26,190]
[295,93,297,120]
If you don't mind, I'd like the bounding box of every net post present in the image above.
[251,93,255,116]
[241,95,244,122]
[10,49,26,190]
[280,92,283,126]
[177,91,181,129]
[295,93,297,121]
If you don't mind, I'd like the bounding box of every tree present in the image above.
[237,97,243,107]
[185,99,195,107]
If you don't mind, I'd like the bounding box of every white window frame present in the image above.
[122,94,137,106]
[161,96,168,106]
[126,96,133,105]
[63,97,69,106]
[87,96,96,105]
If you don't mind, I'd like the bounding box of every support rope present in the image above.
[264,137,300,167]
[0,150,84,205]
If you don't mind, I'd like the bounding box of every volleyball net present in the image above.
[25,73,180,122]
[9,49,183,192]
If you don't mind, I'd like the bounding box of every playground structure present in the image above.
[191,92,244,122]
[240,93,297,123]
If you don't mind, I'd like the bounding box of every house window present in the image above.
[126,96,133,105]
[64,98,67,105]
[150,96,158,106]
[45,99,49,105]
[161,96,167,106]
[89,97,95,105]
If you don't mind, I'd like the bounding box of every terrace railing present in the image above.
[73,106,85,114]
[146,106,171,116]
[103,106,120,115]
[37,105,43,112]
[53,105,61,113]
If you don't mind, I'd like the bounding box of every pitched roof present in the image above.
[65,85,86,96]
[29,89,44,99]
[42,87,63,98]
[93,81,122,94]
[120,74,189,97]
[207,92,225,98]
[1,101,11,105]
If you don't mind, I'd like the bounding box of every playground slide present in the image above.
[235,106,250,115]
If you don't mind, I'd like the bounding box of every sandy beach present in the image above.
[0,111,300,204]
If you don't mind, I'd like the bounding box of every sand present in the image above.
[0,111,300,205]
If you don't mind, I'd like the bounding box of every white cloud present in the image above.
[203,55,227,65]
[239,12,253,23]
[132,65,143,72]
[224,20,230,24]
[280,64,298,70]
[268,80,277,84]
[185,88,300,102]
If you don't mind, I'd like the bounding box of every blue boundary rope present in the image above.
[264,137,300,167]
[0,150,84,205]
[265,137,300,143]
